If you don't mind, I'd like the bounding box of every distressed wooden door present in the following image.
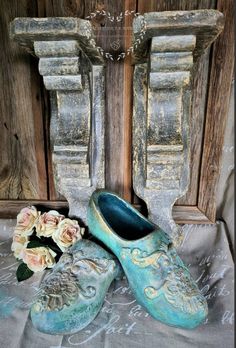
[0,0,234,223]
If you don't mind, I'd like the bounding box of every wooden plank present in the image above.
[198,0,234,221]
[137,0,216,12]
[0,0,48,200]
[0,199,212,224]
[123,0,137,202]
[29,58,49,198]
[99,1,126,197]
[0,201,69,218]
[172,206,212,224]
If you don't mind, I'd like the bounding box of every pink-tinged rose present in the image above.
[11,233,29,260]
[52,219,84,251]
[15,206,39,236]
[36,210,65,237]
[22,247,56,272]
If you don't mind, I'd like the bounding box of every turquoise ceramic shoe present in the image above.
[88,190,208,329]
[30,239,122,334]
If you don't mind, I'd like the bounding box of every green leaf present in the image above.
[48,244,61,254]
[16,263,34,282]
[27,240,45,249]
[29,231,41,242]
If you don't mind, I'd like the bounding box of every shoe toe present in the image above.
[30,239,120,334]
[146,282,208,329]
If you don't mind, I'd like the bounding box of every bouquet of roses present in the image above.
[11,206,84,282]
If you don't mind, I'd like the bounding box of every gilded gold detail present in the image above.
[121,246,207,315]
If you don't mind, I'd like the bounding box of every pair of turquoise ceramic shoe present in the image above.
[31,190,208,334]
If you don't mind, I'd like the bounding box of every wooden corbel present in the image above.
[10,18,105,223]
[132,10,224,244]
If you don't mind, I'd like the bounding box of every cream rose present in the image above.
[14,206,39,236]
[52,219,84,252]
[11,233,29,260]
[22,247,56,272]
[36,210,64,237]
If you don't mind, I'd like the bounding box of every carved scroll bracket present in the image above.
[132,10,224,245]
[10,18,105,223]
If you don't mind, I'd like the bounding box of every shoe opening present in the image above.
[98,193,155,240]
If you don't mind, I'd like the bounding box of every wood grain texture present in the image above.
[0,200,212,224]
[0,200,69,218]
[137,0,216,12]
[123,0,137,201]
[198,0,234,221]
[0,0,232,225]
[172,206,212,224]
[0,0,47,200]
[101,1,126,197]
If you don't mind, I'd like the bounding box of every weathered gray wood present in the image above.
[34,40,79,57]
[136,0,218,209]
[39,57,80,76]
[132,10,224,244]
[10,17,105,224]
[42,0,132,201]
[133,10,224,63]
[176,47,211,205]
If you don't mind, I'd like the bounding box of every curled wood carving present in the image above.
[10,18,105,223]
[132,10,224,244]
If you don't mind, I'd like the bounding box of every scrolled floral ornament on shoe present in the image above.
[88,190,208,329]
[30,240,123,334]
